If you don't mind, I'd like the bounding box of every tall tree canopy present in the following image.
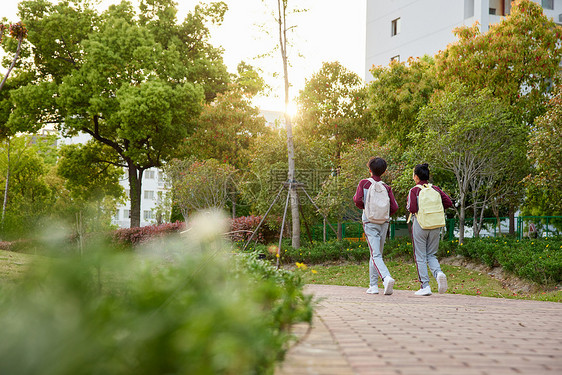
[296,61,371,165]
[9,0,230,227]
[416,84,527,243]
[524,85,562,216]
[367,56,440,150]
[436,0,562,125]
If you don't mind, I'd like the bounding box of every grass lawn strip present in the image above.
[301,259,562,303]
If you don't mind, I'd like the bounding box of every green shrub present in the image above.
[243,234,562,286]
[444,237,562,285]
[0,218,313,374]
[241,236,416,265]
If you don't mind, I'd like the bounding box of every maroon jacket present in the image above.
[353,175,399,217]
[406,180,453,214]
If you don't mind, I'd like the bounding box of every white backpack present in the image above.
[416,183,445,229]
[364,178,390,224]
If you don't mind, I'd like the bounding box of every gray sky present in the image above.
[1,0,366,111]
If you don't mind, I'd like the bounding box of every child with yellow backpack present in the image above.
[407,163,453,296]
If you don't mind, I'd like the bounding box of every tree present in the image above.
[164,158,236,222]
[296,61,372,165]
[524,85,562,216]
[239,128,332,234]
[57,142,124,203]
[183,88,270,169]
[0,22,28,92]
[436,0,562,126]
[0,135,55,239]
[273,0,302,248]
[416,84,527,244]
[10,0,230,227]
[368,56,440,150]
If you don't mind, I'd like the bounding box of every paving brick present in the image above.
[275,285,562,375]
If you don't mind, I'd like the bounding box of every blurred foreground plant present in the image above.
[0,211,313,375]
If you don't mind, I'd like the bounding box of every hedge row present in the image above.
[0,234,313,374]
[440,237,562,285]
[241,236,562,286]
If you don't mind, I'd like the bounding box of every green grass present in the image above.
[3,249,560,303]
[301,260,562,303]
[0,250,35,283]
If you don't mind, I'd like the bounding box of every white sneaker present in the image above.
[437,272,448,294]
[366,285,379,294]
[383,276,395,295]
[415,286,432,296]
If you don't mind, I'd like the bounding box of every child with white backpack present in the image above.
[407,163,453,296]
[353,157,398,295]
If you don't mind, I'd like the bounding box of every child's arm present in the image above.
[406,187,419,213]
[388,187,399,216]
[353,180,367,209]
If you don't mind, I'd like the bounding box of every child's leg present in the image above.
[426,228,442,279]
[412,217,430,288]
[363,222,391,284]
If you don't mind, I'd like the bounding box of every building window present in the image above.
[124,209,130,219]
[144,190,154,200]
[391,18,401,36]
[464,0,475,18]
[542,0,554,10]
[145,170,155,179]
[489,8,496,15]
[114,209,120,220]
[143,210,154,221]
[390,55,400,63]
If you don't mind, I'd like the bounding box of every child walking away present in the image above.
[353,157,399,295]
[407,163,453,296]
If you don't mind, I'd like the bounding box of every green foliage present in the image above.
[0,217,313,374]
[0,135,57,239]
[524,85,562,216]
[57,142,124,202]
[243,237,415,265]
[240,128,332,217]
[164,158,237,219]
[182,89,270,169]
[296,61,372,163]
[415,83,527,242]
[234,61,266,97]
[441,237,562,285]
[436,0,562,125]
[368,55,440,150]
[10,0,230,227]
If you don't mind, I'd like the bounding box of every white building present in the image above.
[365,0,562,80]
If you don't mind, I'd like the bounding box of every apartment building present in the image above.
[365,0,562,81]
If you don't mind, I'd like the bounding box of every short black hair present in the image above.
[414,163,430,181]
[367,157,387,177]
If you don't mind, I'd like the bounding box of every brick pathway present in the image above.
[276,285,562,375]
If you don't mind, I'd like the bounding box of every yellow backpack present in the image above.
[415,183,445,229]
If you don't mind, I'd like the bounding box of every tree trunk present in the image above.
[128,163,143,228]
[508,206,515,235]
[278,0,300,249]
[472,206,479,238]
[458,201,466,245]
[1,139,10,232]
[323,217,327,242]
[337,220,343,241]
[0,35,23,92]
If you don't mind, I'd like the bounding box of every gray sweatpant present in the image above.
[412,216,442,288]
[363,221,390,286]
